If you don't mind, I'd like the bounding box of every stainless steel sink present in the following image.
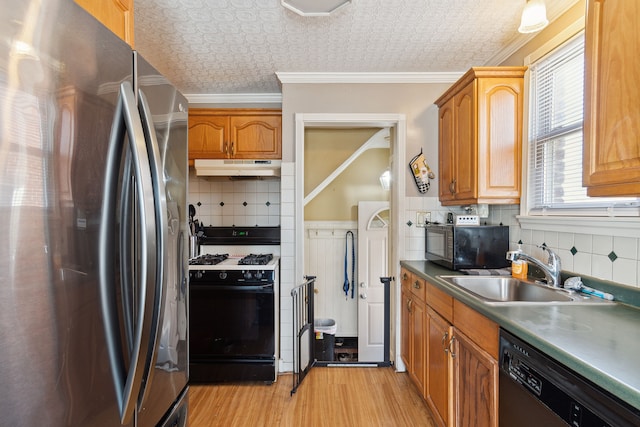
[437,275,615,305]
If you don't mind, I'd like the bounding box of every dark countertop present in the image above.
[401,260,640,410]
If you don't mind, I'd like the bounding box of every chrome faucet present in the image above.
[506,245,562,287]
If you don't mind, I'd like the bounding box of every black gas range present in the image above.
[188,226,280,384]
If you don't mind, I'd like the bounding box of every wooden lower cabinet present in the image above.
[452,328,498,427]
[410,300,427,393]
[400,269,499,427]
[400,269,427,393]
[400,270,413,369]
[426,308,451,427]
[401,289,412,369]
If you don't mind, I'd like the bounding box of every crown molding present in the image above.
[276,71,464,84]
[185,72,463,104]
[185,92,283,105]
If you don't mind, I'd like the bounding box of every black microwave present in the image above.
[425,224,509,270]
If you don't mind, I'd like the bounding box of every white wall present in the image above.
[304,222,358,337]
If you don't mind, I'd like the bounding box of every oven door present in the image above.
[190,282,274,358]
[189,282,276,382]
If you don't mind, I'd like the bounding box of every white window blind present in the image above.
[527,33,640,214]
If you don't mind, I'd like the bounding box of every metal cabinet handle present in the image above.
[448,336,457,358]
[407,299,413,313]
[403,272,408,281]
[449,179,457,194]
[442,331,449,353]
[413,280,421,289]
[230,141,235,156]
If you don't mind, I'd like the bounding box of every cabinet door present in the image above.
[400,290,412,370]
[475,77,523,203]
[426,308,451,427]
[410,301,426,393]
[452,81,477,202]
[230,115,282,159]
[438,98,456,203]
[188,115,229,160]
[583,0,640,196]
[452,329,498,427]
[75,0,134,46]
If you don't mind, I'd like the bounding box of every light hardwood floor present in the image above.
[188,367,436,427]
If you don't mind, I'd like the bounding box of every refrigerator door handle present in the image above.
[99,81,158,425]
[119,152,135,352]
[135,88,168,405]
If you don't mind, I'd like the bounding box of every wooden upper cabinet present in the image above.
[188,109,282,162]
[583,0,640,196]
[75,0,134,46]
[188,114,228,159]
[452,81,477,203]
[438,98,456,203]
[230,114,282,159]
[435,67,526,206]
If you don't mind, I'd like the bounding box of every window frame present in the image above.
[518,17,640,238]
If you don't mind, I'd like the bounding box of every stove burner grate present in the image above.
[238,253,274,265]
[189,253,229,265]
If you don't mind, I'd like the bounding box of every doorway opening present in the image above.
[294,113,406,368]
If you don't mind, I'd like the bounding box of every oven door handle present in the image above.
[191,284,274,292]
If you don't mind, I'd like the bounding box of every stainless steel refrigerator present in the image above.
[0,1,189,426]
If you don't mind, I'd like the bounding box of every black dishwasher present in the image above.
[499,329,640,427]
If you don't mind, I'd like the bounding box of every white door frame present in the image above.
[294,113,406,370]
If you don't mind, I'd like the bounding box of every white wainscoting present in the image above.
[304,221,359,337]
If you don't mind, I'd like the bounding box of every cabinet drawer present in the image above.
[426,281,453,323]
[453,299,499,359]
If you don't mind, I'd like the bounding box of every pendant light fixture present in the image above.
[518,0,549,33]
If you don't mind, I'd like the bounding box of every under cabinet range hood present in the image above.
[194,159,281,177]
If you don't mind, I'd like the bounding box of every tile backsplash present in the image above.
[188,169,281,227]
[489,205,640,288]
[404,197,640,288]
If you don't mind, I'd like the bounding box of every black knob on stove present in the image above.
[218,271,227,280]
[254,271,263,280]
[243,271,253,280]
